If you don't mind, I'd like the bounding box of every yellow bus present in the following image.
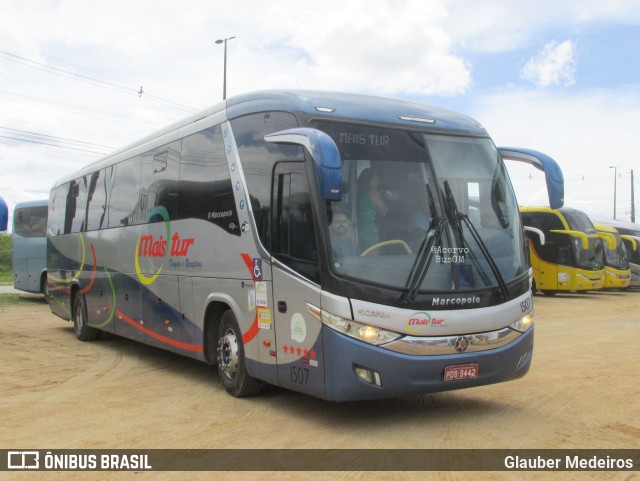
[592,222,631,289]
[519,207,605,295]
[597,219,640,288]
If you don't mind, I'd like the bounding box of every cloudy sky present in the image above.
[1,0,639,229]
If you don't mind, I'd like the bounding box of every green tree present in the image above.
[0,233,12,283]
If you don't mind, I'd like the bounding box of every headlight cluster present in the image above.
[321,310,401,345]
[510,312,534,333]
[605,270,626,279]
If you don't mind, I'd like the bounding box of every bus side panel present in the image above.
[12,236,46,294]
[271,265,325,398]
[84,269,116,334]
[191,276,279,382]
[47,235,85,320]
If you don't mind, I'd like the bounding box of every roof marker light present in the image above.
[314,107,335,113]
[398,115,435,124]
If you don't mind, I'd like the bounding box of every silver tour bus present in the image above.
[47,90,563,401]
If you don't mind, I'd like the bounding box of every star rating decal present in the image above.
[282,343,316,360]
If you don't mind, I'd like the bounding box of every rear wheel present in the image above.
[73,292,100,341]
[216,310,264,397]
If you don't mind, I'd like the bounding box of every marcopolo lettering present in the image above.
[432,296,481,307]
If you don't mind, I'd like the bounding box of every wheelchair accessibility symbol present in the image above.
[253,259,263,281]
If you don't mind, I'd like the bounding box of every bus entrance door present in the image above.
[270,161,325,398]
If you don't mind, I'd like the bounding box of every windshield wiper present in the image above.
[400,216,445,305]
[444,180,510,301]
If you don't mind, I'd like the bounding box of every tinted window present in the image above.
[138,140,181,223]
[180,126,240,235]
[14,205,47,238]
[230,111,302,246]
[108,157,141,228]
[86,169,109,231]
[48,185,67,235]
[272,162,319,283]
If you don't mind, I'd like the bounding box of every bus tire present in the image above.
[541,290,557,297]
[216,310,264,397]
[73,292,100,341]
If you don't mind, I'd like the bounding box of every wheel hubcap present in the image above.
[218,329,239,379]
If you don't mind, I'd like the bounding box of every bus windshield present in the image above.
[315,121,527,293]
[573,236,605,269]
[562,209,596,234]
[603,233,629,270]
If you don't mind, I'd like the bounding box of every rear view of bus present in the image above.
[12,200,48,294]
[46,91,563,402]
[520,207,604,295]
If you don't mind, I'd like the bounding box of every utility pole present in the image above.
[610,165,620,219]
[631,169,635,223]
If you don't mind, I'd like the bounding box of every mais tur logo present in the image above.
[135,206,195,285]
[406,311,445,333]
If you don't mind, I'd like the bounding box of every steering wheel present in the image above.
[361,239,413,256]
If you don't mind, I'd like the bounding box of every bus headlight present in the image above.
[321,310,401,345]
[510,312,534,333]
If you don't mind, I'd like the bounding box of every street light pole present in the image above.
[631,169,635,223]
[215,36,235,100]
[609,165,620,219]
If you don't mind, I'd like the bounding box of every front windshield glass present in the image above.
[573,236,605,269]
[623,238,640,264]
[313,121,528,292]
[603,234,629,270]
[562,210,596,234]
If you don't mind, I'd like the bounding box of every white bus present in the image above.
[12,199,48,294]
[47,90,563,401]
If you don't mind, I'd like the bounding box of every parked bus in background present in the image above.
[594,219,640,288]
[12,199,48,294]
[519,206,604,296]
[592,222,631,289]
[618,235,640,287]
[47,90,563,402]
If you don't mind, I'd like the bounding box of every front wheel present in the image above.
[216,310,264,397]
[73,292,100,341]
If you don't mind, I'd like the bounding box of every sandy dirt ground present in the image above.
[0,290,639,481]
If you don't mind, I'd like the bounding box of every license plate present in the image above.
[444,363,479,381]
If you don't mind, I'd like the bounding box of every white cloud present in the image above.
[443,1,640,53]
[520,40,577,88]
[472,87,640,217]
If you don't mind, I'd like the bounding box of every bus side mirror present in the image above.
[596,232,616,250]
[498,147,564,209]
[524,226,545,245]
[265,128,342,201]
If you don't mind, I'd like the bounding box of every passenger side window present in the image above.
[108,157,141,228]
[138,140,181,223]
[180,125,240,235]
[230,111,302,247]
[272,162,319,283]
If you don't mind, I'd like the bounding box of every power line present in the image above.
[0,48,201,114]
[0,126,115,150]
[0,126,115,155]
[0,89,160,127]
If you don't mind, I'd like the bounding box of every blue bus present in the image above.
[47,90,562,401]
[12,199,48,294]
